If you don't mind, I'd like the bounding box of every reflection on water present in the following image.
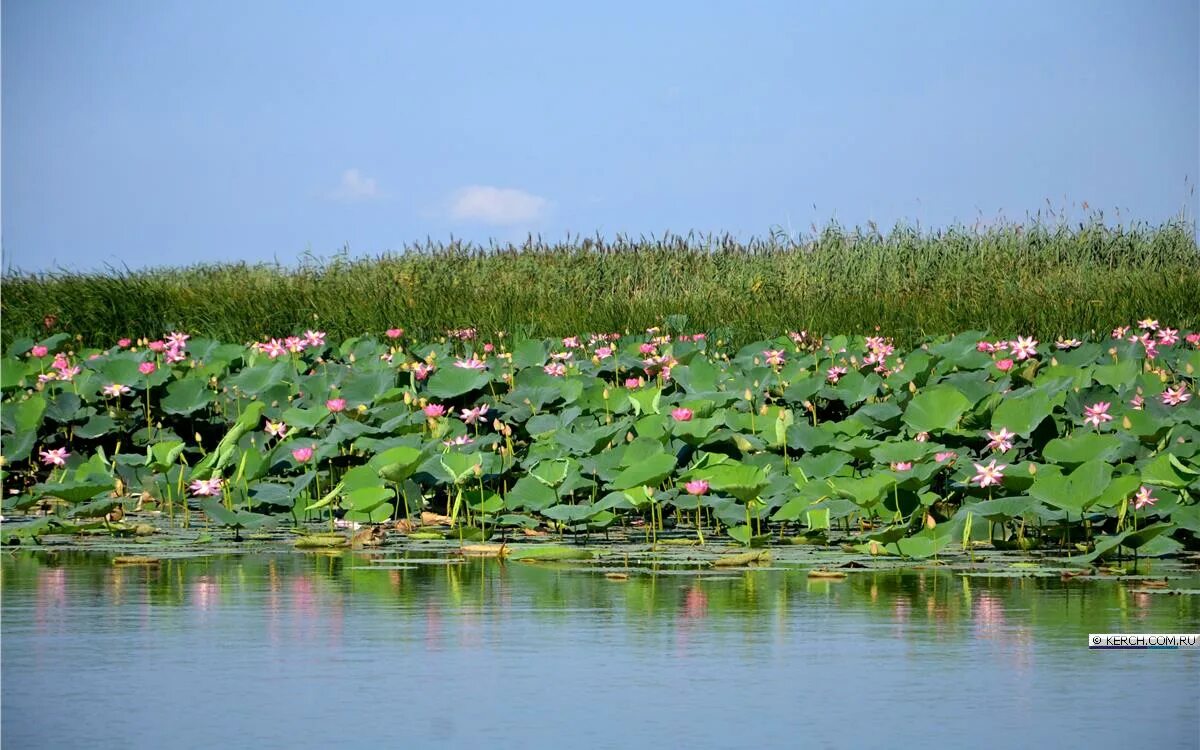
[3,551,1199,749]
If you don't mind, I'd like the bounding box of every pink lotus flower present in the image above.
[284,336,306,353]
[935,451,957,463]
[1131,393,1145,410]
[890,461,913,472]
[624,377,642,388]
[483,342,495,353]
[424,404,446,419]
[595,346,614,360]
[671,407,693,422]
[994,358,1015,373]
[1112,326,1130,339]
[166,332,190,347]
[914,432,930,443]
[386,328,404,339]
[138,362,157,376]
[39,447,69,467]
[455,357,487,370]
[102,383,132,397]
[303,330,326,347]
[326,398,346,412]
[148,340,166,353]
[460,404,490,425]
[1132,485,1157,511]
[971,460,1006,488]
[1055,338,1082,350]
[763,349,786,366]
[976,341,996,353]
[638,343,657,355]
[30,345,48,358]
[684,480,709,495]
[986,428,1016,453]
[550,351,573,361]
[1160,385,1190,406]
[1009,337,1038,361]
[826,366,848,383]
[117,338,131,348]
[443,435,473,447]
[165,347,188,364]
[413,363,434,380]
[1186,332,1200,346]
[291,445,314,463]
[57,366,81,381]
[268,339,293,359]
[189,477,223,497]
[544,363,566,376]
[562,336,581,349]
[1156,328,1179,346]
[264,420,288,438]
[1136,319,1159,331]
[1082,402,1112,428]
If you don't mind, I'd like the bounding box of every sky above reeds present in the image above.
[2,0,1197,271]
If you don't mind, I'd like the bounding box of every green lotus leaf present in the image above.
[902,385,971,433]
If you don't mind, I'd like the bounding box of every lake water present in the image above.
[3,550,1198,749]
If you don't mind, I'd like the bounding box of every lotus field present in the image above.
[3,322,1200,561]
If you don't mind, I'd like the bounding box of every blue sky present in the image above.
[3,0,1197,272]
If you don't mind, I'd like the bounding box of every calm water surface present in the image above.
[3,551,1198,749]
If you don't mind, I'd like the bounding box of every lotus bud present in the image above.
[348,353,356,363]
[473,464,483,477]
[743,389,753,401]
[626,432,634,443]
[403,391,413,405]
[1027,463,1037,475]
[759,404,768,416]
[908,381,917,393]
[591,355,600,366]
[602,387,610,399]
[357,404,367,414]
[924,514,936,530]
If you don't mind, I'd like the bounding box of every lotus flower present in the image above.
[386,328,404,339]
[455,357,487,370]
[544,363,566,376]
[148,340,166,353]
[264,420,288,438]
[30,345,48,358]
[826,366,847,383]
[985,428,1015,453]
[763,349,786,366]
[994,358,1015,373]
[1082,402,1112,428]
[39,447,69,467]
[1136,319,1159,331]
[1009,337,1038,361]
[890,461,913,472]
[291,445,314,463]
[971,460,1006,488]
[1133,485,1157,511]
[102,384,132,397]
[624,378,642,388]
[189,477,223,497]
[117,338,131,348]
[424,404,446,418]
[413,363,434,380]
[139,362,157,376]
[303,330,326,347]
[684,480,709,495]
[671,407,693,422]
[1160,385,1190,406]
[326,398,346,412]
[460,404,490,425]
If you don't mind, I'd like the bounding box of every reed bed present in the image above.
[3,220,1197,348]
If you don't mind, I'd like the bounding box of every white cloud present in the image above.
[328,169,380,202]
[449,185,547,225]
